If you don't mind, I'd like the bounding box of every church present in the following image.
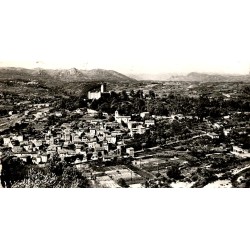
[114,110,131,124]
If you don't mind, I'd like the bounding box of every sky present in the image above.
[1,0,250,75]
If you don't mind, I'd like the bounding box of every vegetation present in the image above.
[1,156,89,188]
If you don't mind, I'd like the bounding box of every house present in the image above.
[81,136,88,143]
[232,146,249,154]
[12,146,23,154]
[13,151,38,160]
[72,135,82,144]
[126,147,135,157]
[7,141,14,149]
[90,119,104,125]
[75,145,83,154]
[129,122,146,136]
[103,155,113,162]
[213,123,222,129]
[61,123,71,130]
[96,147,105,157]
[103,141,109,151]
[12,135,24,142]
[55,111,62,117]
[74,109,84,115]
[114,111,131,124]
[23,142,34,152]
[58,148,75,159]
[144,120,155,128]
[56,132,63,139]
[171,114,185,120]
[87,139,98,149]
[207,132,219,139]
[111,131,123,138]
[223,129,231,136]
[87,109,98,116]
[33,111,44,120]
[33,103,50,108]
[3,137,11,146]
[89,128,96,137]
[140,112,150,119]
[105,121,119,128]
[33,156,42,164]
[74,158,87,169]
[31,139,43,150]
[105,134,116,144]
[116,141,125,156]
[231,145,250,158]
[32,154,48,164]
[45,133,54,144]
[97,133,105,142]
[47,145,58,155]
[128,121,142,130]
[25,114,35,122]
[63,132,71,142]
[91,152,98,161]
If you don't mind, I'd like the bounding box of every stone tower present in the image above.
[101,83,107,93]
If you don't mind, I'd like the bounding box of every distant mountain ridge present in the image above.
[0,67,136,83]
[2,67,250,83]
[170,72,250,82]
[130,72,250,82]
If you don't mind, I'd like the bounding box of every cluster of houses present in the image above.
[0,105,157,169]
[2,101,250,171]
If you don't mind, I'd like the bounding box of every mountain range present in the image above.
[0,67,136,83]
[169,72,250,82]
[129,72,250,82]
[1,67,250,85]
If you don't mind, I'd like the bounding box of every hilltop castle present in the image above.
[88,83,108,100]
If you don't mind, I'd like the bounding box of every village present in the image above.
[0,82,250,188]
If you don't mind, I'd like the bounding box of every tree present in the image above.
[171,120,182,134]
[196,94,210,121]
[130,90,135,98]
[166,165,182,180]
[57,166,89,188]
[1,156,28,188]
[117,178,129,188]
[12,165,89,188]
[134,98,145,113]
[48,115,57,126]
[95,111,104,119]
[121,120,128,128]
[149,90,155,99]
[135,90,143,99]
[12,168,58,188]
[121,90,129,101]
[108,115,115,122]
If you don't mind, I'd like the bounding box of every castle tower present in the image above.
[101,83,107,93]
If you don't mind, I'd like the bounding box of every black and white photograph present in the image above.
[1,1,250,250]
[1,0,250,189]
